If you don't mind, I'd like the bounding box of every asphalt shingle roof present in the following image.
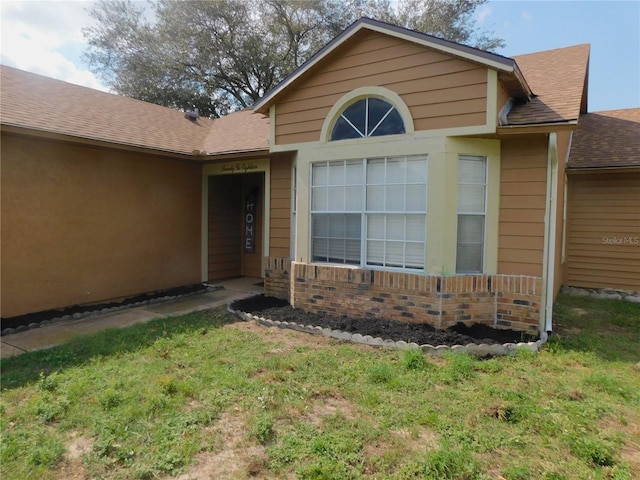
[0,41,596,155]
[509,44,590,125]
[568,108,640,169]
[0,66,269,157]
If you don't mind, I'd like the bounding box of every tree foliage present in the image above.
[83,0,503,117]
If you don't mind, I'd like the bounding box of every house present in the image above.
[564,109,640,292]
[1,18,638,337]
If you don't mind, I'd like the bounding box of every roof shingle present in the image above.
[0,66,269,157]
[508,44,590,125]
[568,108,640,169]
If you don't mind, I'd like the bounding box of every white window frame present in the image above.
[456,155,487,274]
[310,156,427,271]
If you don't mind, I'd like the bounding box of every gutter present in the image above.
[539,133,559,342]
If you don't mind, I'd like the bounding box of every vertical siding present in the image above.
[565,172,640,291]
[270,156,292,258]
[208,176,242,281]
[274,29,487,145]
[498,136,548,276]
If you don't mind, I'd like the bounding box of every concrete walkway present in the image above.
[0,278,263,359]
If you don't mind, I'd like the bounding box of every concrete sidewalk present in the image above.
[1,278,263,359]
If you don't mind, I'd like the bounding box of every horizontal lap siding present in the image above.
[270,156,292,258]
[565,173,640,290]
[498,136,548,277]
[275,30,487,145]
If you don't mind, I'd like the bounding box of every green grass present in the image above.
[1,294,638,479]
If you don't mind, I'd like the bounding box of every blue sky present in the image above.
[483,1,640,111]
[1,0,638,112]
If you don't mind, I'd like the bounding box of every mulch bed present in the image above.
[1,283,209,330]
[231,295,538,346]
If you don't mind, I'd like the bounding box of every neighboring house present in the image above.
[1,18,638,337]
[564,109,640,291]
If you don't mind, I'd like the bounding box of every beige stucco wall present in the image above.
[1,133,202,318]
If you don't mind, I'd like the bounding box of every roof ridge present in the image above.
[513,43,590,59]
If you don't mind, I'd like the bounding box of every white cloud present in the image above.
[475,5,492,24]
[521,10,534,22]
[0,0,109,91]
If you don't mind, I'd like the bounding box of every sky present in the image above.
[1,0,639,112]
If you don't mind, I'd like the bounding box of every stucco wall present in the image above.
[1,133,202,318]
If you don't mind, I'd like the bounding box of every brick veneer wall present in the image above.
[264,257,291,300]
[266,261,542,332]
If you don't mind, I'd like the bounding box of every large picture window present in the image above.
[456,155,487,273]
[311,156,427,270]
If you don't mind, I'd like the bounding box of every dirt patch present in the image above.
[231,295,538,346]
[303,394,358,426]
[54,432,92,480]
[171,409,268,480]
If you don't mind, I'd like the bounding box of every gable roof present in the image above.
[507,44,590,126]
[568,108,640,169]
[254,17,532,114]
[0,65,269,158]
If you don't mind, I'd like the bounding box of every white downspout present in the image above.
[540,133,559,342]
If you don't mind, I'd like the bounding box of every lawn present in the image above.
[1,294,638,479]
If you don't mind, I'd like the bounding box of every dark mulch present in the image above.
[1,283,209,330]
[231,295,538,346]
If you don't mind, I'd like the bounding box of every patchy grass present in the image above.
[1,295,639,479]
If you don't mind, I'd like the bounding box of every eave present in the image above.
[497,121,578,135]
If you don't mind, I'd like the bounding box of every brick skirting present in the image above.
[264,258,542,332]
[264,257,291,300]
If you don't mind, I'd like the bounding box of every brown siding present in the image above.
[1,133,201,318]
[274,29,488,145]
[565,172,640,291]
[498,136,548,276]
[208,172,264,281]
[269,156,292,258]
[208,175,242,281]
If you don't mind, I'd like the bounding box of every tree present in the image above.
[83,0,503,117]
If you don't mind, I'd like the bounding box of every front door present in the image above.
[207,172,264,281]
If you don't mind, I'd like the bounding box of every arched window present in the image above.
[331,97,405,141]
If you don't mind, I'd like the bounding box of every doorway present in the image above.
[207,172,264,282]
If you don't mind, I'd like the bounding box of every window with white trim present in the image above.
[331,97,405,141]
[311,156,427,270]
[456,155,487,273]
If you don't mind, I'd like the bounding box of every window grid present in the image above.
[311,156,427,271]
[331,97,405,141]
[456,155,487,274]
